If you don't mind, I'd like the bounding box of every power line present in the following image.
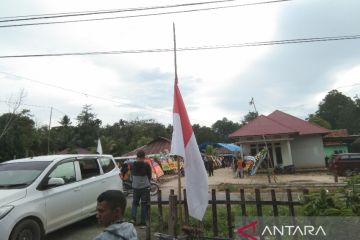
[0,0,250,22]
[0,71,171,115]
[0,34,359,59]
[0,99,67,116]
[0,71,213,124]
[0,0,292,28]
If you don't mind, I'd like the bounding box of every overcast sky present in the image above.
[0,0,359,128]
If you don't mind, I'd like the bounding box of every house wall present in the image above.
[324,145,348,158]
[290,135,326,168]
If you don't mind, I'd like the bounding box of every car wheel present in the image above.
[10,219,43,240]
[150,183,159,196]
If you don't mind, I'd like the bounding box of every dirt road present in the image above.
[161,167,342,189]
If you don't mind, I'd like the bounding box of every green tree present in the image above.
[49,115,75,152]
[317,90,359,133]
[241,111,258,125]
[307,114,331,129]
[211,117,240,142]
[74,105,102,148]
[193,124,220,144]
[0,110,38,162]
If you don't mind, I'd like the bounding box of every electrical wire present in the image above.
[0,0,253,22]
[0,71,172,115]
[0,34,359,59]
[0,0,292,28]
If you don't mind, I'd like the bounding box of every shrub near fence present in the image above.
[146,188,308,239]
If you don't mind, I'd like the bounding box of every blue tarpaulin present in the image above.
[198,142,241,152]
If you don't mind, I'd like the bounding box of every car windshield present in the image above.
[0,161,51,188]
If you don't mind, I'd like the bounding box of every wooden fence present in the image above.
[145,188,309,239]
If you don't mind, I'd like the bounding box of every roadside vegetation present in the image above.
[1,89,359,162]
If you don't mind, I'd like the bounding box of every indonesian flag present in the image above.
[170,79,208,220]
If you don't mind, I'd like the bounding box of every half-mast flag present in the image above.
[97,138,103,155]
[170,80,208,220]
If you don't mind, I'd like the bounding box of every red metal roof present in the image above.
[229,114,297,138]
[122,137,171,157]
[229,110,329,138]
[267,110,329,135]
[324,129,349,138]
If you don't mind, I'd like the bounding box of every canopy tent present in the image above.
[198,142,241,152]
[123,157,164,180]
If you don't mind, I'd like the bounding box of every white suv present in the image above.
[0,154,122,240]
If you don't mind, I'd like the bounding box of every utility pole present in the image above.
[47,107,53,155]
[249,98,273,183]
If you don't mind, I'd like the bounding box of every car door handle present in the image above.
[73,187,81,192]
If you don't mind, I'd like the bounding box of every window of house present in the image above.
[250,144,257,156]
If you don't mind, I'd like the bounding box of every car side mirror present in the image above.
[47,177,65,187]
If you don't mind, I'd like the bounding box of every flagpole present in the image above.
[173,22,183,226]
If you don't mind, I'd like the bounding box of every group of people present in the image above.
[95,150,151,240]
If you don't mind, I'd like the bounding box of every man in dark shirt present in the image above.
[130,150,152,227]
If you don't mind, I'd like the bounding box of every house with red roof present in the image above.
[229,110,330,168]
[121,136,171,157]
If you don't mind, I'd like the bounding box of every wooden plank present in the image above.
[212,189,218,236]
[240,189,246,215]
[255,189,263,216]
[168,195,178,236]
[287,189,295,216]
[157,189,163,232]
[226,189,233,238]
[271,189,279,216]
[146,190,151,240]
[183,189,189,224]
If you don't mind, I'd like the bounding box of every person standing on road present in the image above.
[131,150,152,227]
[208,157,214,177]
[95,190,137,240]
[236,157,244,178]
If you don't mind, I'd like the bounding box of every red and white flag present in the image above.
[170,80,208,220]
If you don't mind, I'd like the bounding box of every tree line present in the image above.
[0,90,359,162]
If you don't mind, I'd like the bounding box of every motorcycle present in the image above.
[122,180,160,196]
[274,164,296,174]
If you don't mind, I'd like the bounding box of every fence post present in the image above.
[240,189,247,226]
[286,189,295,216]
[146,189,151,240]
[168,194,178,236]
[270,189,278,216]
[225,189,233,239]
[334,172,338,183]
[271,189,281,240]
[157,189,163,232]
[255,189,262,216]
[183,189,189,224]
[302,189,309,202]
[211,189,218,237]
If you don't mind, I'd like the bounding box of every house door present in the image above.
[275,143,283,165]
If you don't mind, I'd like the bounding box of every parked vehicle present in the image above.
[274,164,296,174]
[329,153,360,176]
[122,180,159,196]
[0,154,122,240]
